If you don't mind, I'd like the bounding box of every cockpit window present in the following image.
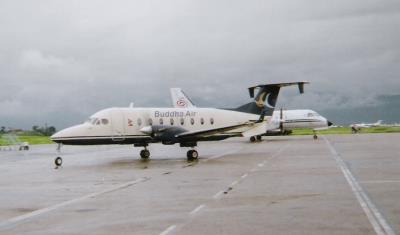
[86,117,109,125]
[86,118,98,125]
[307,112,320,118]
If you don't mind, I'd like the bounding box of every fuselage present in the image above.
[51,107,262,145]
[270,109,330,131]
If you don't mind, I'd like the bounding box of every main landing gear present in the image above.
[250,135,262,143]
[135,143,199,161]
[134,143,151,160]
[140,148,150,159]
[54,143,63,168]
[187,149,199,161]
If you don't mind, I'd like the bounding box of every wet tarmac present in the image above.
[0,134,399,235]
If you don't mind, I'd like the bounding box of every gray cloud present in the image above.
[0,0,399,128]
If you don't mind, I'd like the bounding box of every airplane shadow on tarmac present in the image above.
[108,157,201,170]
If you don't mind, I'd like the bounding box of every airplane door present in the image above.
[110,109,125,141]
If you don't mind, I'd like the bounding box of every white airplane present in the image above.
[170,88,332,141]
[350,120,383,133]
[350,120,383,129]
[51,82,308,167]
[264,109,332,140]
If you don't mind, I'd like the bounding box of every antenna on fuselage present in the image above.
[129,102,134,108]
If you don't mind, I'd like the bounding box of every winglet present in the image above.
[298,82,305,94]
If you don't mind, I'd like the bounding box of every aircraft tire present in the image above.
[140,149,150,159]
[55,157,63,167]
[250,136,256,143]
[187,150,198,160]
[313,135,318,140]
[256,135,262,141]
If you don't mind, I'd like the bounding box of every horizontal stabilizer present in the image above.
[248,81,309,98]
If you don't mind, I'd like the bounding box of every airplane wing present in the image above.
[175,122,256,139]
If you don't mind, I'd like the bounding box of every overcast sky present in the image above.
[1,0,399,129]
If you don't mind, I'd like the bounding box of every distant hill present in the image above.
[319,95,400,125]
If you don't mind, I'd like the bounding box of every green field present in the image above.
[1,127,400,146]
[292,126,400,135]
[0,135,53,146]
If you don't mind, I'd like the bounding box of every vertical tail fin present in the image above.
[170,88,196,108]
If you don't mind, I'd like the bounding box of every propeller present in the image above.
[140,126,153,135]
[140,125,168,138]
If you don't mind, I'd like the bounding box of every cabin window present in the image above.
[159,118,163,125]
[170,118,174,125]
[191,118,195,125]
[210,118,214,125]
[101,119,109,125]
[148,118,153,125]
[137,118,142,126]
[180,118,185,125]
[200,118,204,125]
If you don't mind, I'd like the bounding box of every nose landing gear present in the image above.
[55,156,63,167]
[54,143,63,169]
[313,130,318,140]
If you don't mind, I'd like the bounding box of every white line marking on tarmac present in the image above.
[361,180,400,184]
[189,204,206,216]
[161,144,290,235]
[324,136,396,235]
[0,177,149,230]
[205,148,242,161]
[213,191,224,199]
[159,225,177,235]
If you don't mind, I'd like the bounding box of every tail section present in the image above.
[234,82,308,116]
[170,88,196,108]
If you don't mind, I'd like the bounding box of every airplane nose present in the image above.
[50,130,64,140]
[50,131,64,143]
[327,121,333,127]
[50,129,70,142]
[50,125,86,142]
